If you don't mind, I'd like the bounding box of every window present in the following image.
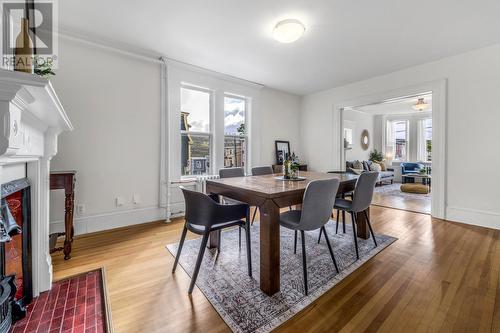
[180,86,212,176]
[386,120,408,161]
[223,95,247,168]
[424,118,432,161]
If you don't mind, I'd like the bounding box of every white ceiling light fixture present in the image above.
[412,98,429,111]
[273,19,305,43]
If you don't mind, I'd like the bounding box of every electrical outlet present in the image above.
[133,193,141,205]
[76,204,86,215]
[115,197,125,207]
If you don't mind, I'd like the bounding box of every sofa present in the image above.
[345,160,394,185]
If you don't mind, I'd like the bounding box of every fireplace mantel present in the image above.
[0,69,73,296]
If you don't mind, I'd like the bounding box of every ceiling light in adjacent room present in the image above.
[412,98,429,111]
[273,19,305,43]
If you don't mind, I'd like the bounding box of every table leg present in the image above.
[63,192,74,260]
[259,199,280,296]
[355,207,370,239]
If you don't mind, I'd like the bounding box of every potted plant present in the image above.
[369,149,383,163]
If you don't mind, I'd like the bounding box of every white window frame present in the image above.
[180,84,214,177]
[223,93,249,170]
[389,119,409,162]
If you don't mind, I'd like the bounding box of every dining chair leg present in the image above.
[300,230,308,295]
[335,209,340,234]
[363,210,378,247]
[350,212,359,260]
[188,232,209,294]
[251,207,257,225]
[317,227,323,244]
[342,210,346,233]
[238,226,241,249]
[294,230,298,254]
[322,226,339,273]
[172,224,188,273]
[245,221,252,277]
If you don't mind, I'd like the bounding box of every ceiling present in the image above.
[348,94,432,115]
[59,0,500,95]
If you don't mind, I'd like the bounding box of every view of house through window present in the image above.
[180,86,211,176]
[224,95,247,168]
[390,120,408,161]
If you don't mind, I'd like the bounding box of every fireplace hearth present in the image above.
[0,178,32,332]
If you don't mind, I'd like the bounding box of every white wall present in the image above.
[49,37,301,234]
[301,43,500,229]
[343,110,374,162]
[49,37,163,234]
[259,89,302,165]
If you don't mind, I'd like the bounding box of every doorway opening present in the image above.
[342,93,433,214]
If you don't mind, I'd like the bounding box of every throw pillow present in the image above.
[370,163,382,172]
[379,162,387,171]
[352,160,363,170]
[348,168,364,175]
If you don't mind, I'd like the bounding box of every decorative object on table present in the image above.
[369,149,383,163]
[274,175,306,181]
[49,171,76,260]
[10,268,113,333]
[14,18,34,73]
[282,152,301,180]
[275,140,290,164]
[166,222,396,333]
[360,129,370,151]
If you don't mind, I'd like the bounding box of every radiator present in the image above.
[195,174,219,193]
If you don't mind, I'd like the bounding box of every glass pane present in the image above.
[224,136,246,168]
[394,121,407,160]
[181,134,210,176]
[181,87,210,133]
[224,96,246,136]
[425,118,432,161]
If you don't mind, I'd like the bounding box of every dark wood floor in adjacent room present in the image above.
[51,206,500,333]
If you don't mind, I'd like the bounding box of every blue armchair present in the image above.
[401,162,425,183]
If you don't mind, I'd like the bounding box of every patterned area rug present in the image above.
[166,221,397,333]
[10,268,112,333]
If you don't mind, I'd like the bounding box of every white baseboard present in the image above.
[446,206,500,230]
[50,206,167,235]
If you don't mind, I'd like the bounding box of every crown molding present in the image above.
[58,26,264,90]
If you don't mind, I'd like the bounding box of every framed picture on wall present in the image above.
[275,140,290,164]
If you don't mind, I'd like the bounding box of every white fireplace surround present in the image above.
[0,69,72,297]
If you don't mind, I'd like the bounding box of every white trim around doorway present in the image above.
[334,79,447,219]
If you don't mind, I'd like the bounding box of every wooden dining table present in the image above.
[206,171,370,296]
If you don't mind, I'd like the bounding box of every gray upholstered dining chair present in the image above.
[250,166,274,224]
[218,167,248,246]
[319,172,379,260]
[279,178,340,295]
[219,167,245,178]
[251,166,274,176]
[173,186,252,294]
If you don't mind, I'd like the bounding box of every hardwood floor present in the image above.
[52,206,500,333]
[372,183,431,214]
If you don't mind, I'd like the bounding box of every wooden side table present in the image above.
[49,171,76,260]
